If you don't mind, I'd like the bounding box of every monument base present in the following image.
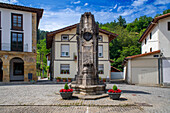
[71,83,106,95]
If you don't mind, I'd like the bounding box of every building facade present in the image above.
[0,3,43,82]
[124,13,170,86]
[46,24,118,80]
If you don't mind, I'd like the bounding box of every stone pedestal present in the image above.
[71,84,106,95]
[71,12,106,95]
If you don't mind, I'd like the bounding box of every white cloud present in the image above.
[117,6,123,12]
[75,6,81,11]
[132,0,148,7]
[84,3,88,6]
[72,1,80,4]
[0,0,18,4]
[120,9,135,16]
[39,8,81,31]
[109,9,113,11]
[154,0,170,5]
[113,4,117,9]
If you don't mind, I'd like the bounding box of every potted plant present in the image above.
[60,83,73,99]
[56,77,61,82]
[68,78,72,82]
[62,78,67,82]
[107,85,122,100]
[64,70,66,74]
[99,76,102,82]
[103,78,106,82]
[66,70,69,74]
[74,55,77,60]
[61,70,64,74]
[101,70,103,74]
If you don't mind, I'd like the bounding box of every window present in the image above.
[98,45,103,57]
[150,48,152,52]
[168,22,170,31]
[61,35,69,41]
[60,64,70,74]
[11,13,23,30]
[145,39,147,44]
[98,64,104,74]
[61,44,69,57]
[98,35,103,42]
[11,32,23,52]
[150,32,152,39]
[13,62,24,75]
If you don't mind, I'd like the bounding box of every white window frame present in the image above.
[98,45,103,57]
[60,64,70,74]
[98,64,104,74]
[61,34,69,41]
[61,44,69,57]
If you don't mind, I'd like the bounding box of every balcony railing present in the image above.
[0,43,28,52]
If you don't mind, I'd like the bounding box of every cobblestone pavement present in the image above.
[0,83,169,113]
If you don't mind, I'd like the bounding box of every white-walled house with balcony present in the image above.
[0,3,43,82]
[46,24,118,81]
[123,13,170,86]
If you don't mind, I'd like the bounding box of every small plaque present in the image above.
[83,32,92,41]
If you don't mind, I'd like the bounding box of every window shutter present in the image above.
[62,45,69,52]
[98,45,103,53]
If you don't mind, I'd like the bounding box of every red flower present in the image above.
[117,89,121,93]
[108,89,112,93]
[60,89,63,92]
[108,89,121,93]
[59,89,73,92]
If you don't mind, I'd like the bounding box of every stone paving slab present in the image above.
[72,93,109,100]
[0,105,143,113]
[0,83,170,113]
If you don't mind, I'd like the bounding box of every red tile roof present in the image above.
[111,66,121,72]
[125,50,161,59]
[46,23,118,49]
[139,13,170,42]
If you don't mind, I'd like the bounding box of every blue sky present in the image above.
[0,0,169,31]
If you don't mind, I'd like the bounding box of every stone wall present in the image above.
[0,51,37,82]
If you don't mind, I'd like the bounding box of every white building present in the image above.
[46,24,118,80]
[124,13,170,86]
[0,3,43,82]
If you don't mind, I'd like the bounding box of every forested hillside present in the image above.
[37,9,170,76]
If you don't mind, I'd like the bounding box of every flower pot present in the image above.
[107,92,122,100]
[103,80,106,82]
[60,92,73,99]
[63,79,66,82]
[68,79,71,82]
[57,79,60,82]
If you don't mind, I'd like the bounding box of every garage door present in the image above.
[162,59,170,83]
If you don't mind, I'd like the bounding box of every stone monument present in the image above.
[71,12,106,95]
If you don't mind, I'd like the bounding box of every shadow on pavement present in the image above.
[122,90,151,94]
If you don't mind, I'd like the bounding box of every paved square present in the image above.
[0,83,169,113]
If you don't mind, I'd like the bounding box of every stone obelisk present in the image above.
[71,12,105,95]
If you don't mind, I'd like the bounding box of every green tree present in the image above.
[117,16,126,27]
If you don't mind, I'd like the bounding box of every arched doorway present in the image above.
[0,59,3,82]
[10,57,24,81]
